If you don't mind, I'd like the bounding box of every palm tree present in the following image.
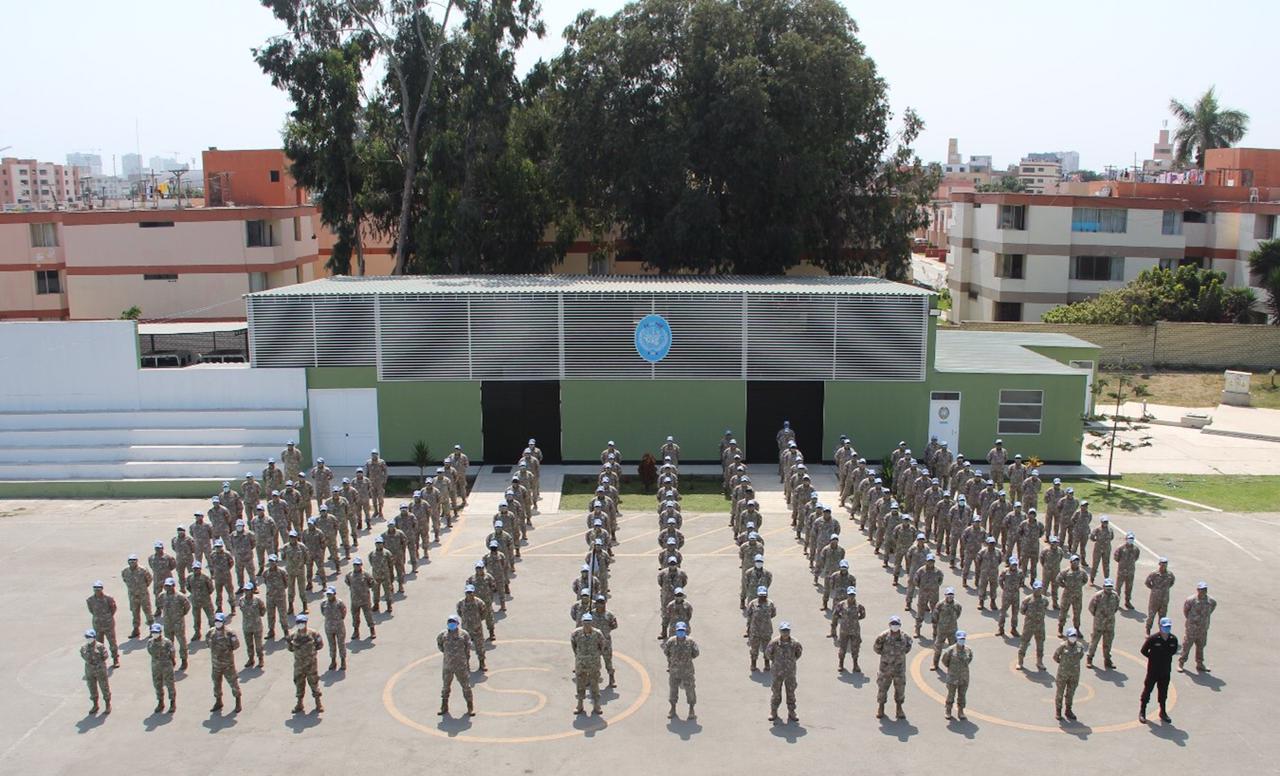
[1169,87,1249,169]
[1249,240,1280,324]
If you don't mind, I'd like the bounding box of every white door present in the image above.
[928,391,961,454]
[308,389,380,466]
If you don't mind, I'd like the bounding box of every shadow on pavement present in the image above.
[1185,670,1225,691]
[75,713,107,734]
[1148,721,1190,746]
[768,720,808,742]
[838,671,869,688]
[877,717,919,741]
[1059,719,1092,740]
[201,712,238,733]
[572,713,608,737]
[436,714,473,737]
[666,716,703,740]
[142,711,173,732]
[945,717,979,739]
[1092,666,1129,687]
[284,711,323,733]
[1018,667,1055,688]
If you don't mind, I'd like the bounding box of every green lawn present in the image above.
[1065,474,1280,513]
[560,474,729,513]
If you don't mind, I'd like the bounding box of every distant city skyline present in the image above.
[1,0,1275,174]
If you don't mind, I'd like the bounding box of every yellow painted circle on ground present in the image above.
[383,638,652,743]
[909,632,1176,733]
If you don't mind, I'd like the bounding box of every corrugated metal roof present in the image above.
[935,330,1098,375]
[245,274,934,298]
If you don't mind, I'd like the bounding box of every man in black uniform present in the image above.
[1139,616,1179,724]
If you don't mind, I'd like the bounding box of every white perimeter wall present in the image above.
[0,320,306,412]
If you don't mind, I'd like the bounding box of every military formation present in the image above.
[78,442,473,717]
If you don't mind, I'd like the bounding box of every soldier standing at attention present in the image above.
[1089,516,1115,585]
[1018,581,1050,671]
[147,622,177,714]
[932,588,962,671]
[206,612,242,713]
[287,613,325,714]
[593,596,620,689]
[86,581,120,667]
[986,439,1007,490]
[1140,617,1178,724]
[765,622,803,724]
[1056,555,1088,637]
[261,555,289,640]
[1041,536,1065,609]
[572,613,607,715]
[282,530,309,613]
[1053,628,1086,721]
[208,539,236,614]
[281,441,303,482]
[458,585,489,671]
[367,449,389,519]
[745,586,777,672]
[187,562,215,640]
[156,578,190,670]
[940,631,972,721]
[831,587,866,673]
[1179,581,1217,672]
[345,557,377,640]
[369,537,395,613]
[1145,558,1176,635]
[1087,579,1121,670]
[438,615,475,717]
[663,621,699,720]
[121,554,153,638]
[873,615,913,720]
[172,526,195,594]
[1114,533,1141,609]
[996,557,1022,638]
[320,586,348,672]
[238,582,267,669]
[148,542,176,612]
[81,629,111,715]
[912,555,944,638]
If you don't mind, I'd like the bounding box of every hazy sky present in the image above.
[1,0,1274,172]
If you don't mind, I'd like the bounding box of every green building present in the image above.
[245,276,1098,467]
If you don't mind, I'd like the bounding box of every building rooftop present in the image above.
[137,321,247,335]
[245,274,934,298]
[935,330,1098,374]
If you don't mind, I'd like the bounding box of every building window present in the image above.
[1071,255,1124,281]
[995,253,1025,279]
[1182,210,1208,224]
[998,204,1027,230]
[270,170,281,182]
[29,223,58,247]
[998,389,1043,434]
[1161,210,1183,235]
[248,272,268,293]
[1254,214,1278,240]
[1071,207,1127,233]
[1159,257,1206,271]
[143,273,178,281]
[35,270,61,295]
[246,219,279,247]
[138,221,175,228]
[293,216,302,242]
[994,301,1023,321]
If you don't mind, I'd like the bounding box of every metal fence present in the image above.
[958,320,1280,370]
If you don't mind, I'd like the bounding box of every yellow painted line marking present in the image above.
[517,513,651,554]
[474,667,551,717]
[437,505,470,557]
[908,632,1175,733]
[708,525,793,555]
[612,513,713,548]
[383,638,652,744]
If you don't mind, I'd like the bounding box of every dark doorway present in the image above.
[746,381,824,464]
[482,381,562,464]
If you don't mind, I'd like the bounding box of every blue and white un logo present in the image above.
[635,314,672,363]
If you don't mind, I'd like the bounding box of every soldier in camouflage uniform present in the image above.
[281,530,310,613]
[281,441,303,482]
[320,586,348,671]
[171,526,195,594]
[572,613,607,715]
[398,504,422,571]
[310,460,333,511]
[287,613,325,714]
[369,537,395,612]
[1018,581,1050,670]
[1056,555,1088,637]
[1016,509,1045,586]
[1040,536,1066,609]
[186,561,215,641]
[912,555,944,637]
[121,554,154,638]
[831,587,866,673]
[975,537,1000,609]
[959,517,985,585]
[438,615,475,716]
[145,622,177,713]
[457,586,489,671]
[239,582,267,668]
[1053,627,1086,720]
[85,581,120,666]
[1042,478,1065,540]
[242,472,263,521]
[765,623,803,723]
[940,631,971,720]
[1179,581,1217,672]
[156,577,190,669]
[382,519,409,593]
[262,459,284,493]
[742,555,772,611]
[254,553,289,641]
[148,542,177,611]
[250,505,277,573]
[314,505,342,573]
[986,439,1007,489]
[208,540,236,613]
[352,470,373,530]
[593,596,620,688]
[206,612,242,713]
[932,588,962,670]
[1089,515,1115,585]
[814,535,845,599]
[81,629,111,715]
[997,557,1022,637]
[873,615,913,719]
[345,557,376,640]
[229,520,257,589]
[662,588,693,641]
[1145,558,1176,635]
[1086,579,1121,670]
[467,561,498,639]
[367,450,389,519]
[1114,533,1141,609]
[663,621,698,719]
[302,519,326,590]
[296,472,315,521]
[484,543,511,605]
[826,559,856,613]
[745,587,776,672]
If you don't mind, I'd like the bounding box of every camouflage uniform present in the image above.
[1056,563,1088,635]
[261,561,289,638]
[1114,542,1141,608]
[571,625,607,712]
[121,562,154,635]
[369,545,396,611]
[206,625,242,709]
[912,563,945,636]
[976,543,1001,608]
[765,636,803,720]
[997,565,1022,636]
[186,570,215,636]
[1145,567,1176,634]
[437,627,474,712]
[1018,591,1049,667]
[148,630,177,709]
[282,539,310,611]
[281,445,303,482]
[1040,542,1066,608]
[741,565,772,610]
[344,565,376,638]
[81,638,111,710]
[148,550,176,610]
[986,445,1007,488]
[382,526,408,592]
[1053,639,1087,718]
[320,595,348,669]
[831,596,867,671]
[287,626,324,710]
[457,595,489,670]
[873,628,913,711]
[483,549,510,600]
[171,531,196,593]
[366,455,389,516]
[663,634,699,711]
[1089,522,1115,583]
[302,525,326,588]
[1179,590,1217,671]
[662,596,693,641]
[592,605,620,684]
[242,477,263,519]
[1087,588,1121,667]
[208,547,236,612]
[744,598,777,668]
[467,568,498,635]
[229,529,257,588]
[932,597,962,668]
[86,592,119,662]
[250,512,278,571]
[238,591,267,666]
[940,643,972,718]
[262,463,284,494]
[157,587,190,665]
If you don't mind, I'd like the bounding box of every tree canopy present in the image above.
[1248,239,1280,324]
[1041,265,1256,325]
[1169,86,1249,169]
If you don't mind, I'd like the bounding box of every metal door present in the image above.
[307,388,379,465]
[928,391,961,454]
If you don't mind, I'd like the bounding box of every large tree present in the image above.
[1249,239,1280,324]
[1169,86,1249,169]
[548,0,936,277]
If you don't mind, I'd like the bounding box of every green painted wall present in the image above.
[929,371,1086,463]
[305,368,483,464]
[823,381,933,464]
[560,380,745,461]
[0,479,223,499]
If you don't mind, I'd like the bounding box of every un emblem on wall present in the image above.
[938,406,951,420]
[634,314,673,363]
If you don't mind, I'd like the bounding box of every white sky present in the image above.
[0,0,1274,172]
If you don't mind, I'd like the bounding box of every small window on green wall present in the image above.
[998,389,1043,434]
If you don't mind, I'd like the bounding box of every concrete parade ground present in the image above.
[0,464,1274,772]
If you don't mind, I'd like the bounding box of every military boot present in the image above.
[168,697,176,714]
[1159,707,1171,723]
[750,660,759,672]
[210,700,223,712]
[314,698,324,713]
[1055,704,1063,720]
[233,695,242,714]
[293,699,305,714]
[852,661,861,673]
[179,658,188,672]
[875,702,885,719]
[608,671,616,688]
[1064,703,1076,721]
[787,707,798,723]
[575,703,585,715]
[369,624,377,639]
[90,702,99,715]
[438,700,449,716]
[103,699,111,714]
[1139,706,1148,724]
[895,702,905,720]
[668,702,677,719]
[687,704,696,720]
[340,659,346,671]
[130,628,141,639]
[768,705,780,722]
[155,698,165,714]
[466,698,475,717]
[329,659,337,672]
[945,704,953,720]
[957,705,966,721]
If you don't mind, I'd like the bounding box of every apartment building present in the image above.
[1017,159,1062,194]
[0,158,80,209]
[947,186,1280,322]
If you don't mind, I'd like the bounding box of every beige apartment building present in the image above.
[947,188,1280,322]
[0,158,80,209]
[1017,159,1062,194]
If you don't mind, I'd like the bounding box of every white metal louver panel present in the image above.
[247,297,314,367]
[652,295,742,379]
[314,296,376,367]
[834,295,927,381]
[563,293,654,379]
[378,295,470,380]
[469,294,560,379]
[746,294,837,380]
